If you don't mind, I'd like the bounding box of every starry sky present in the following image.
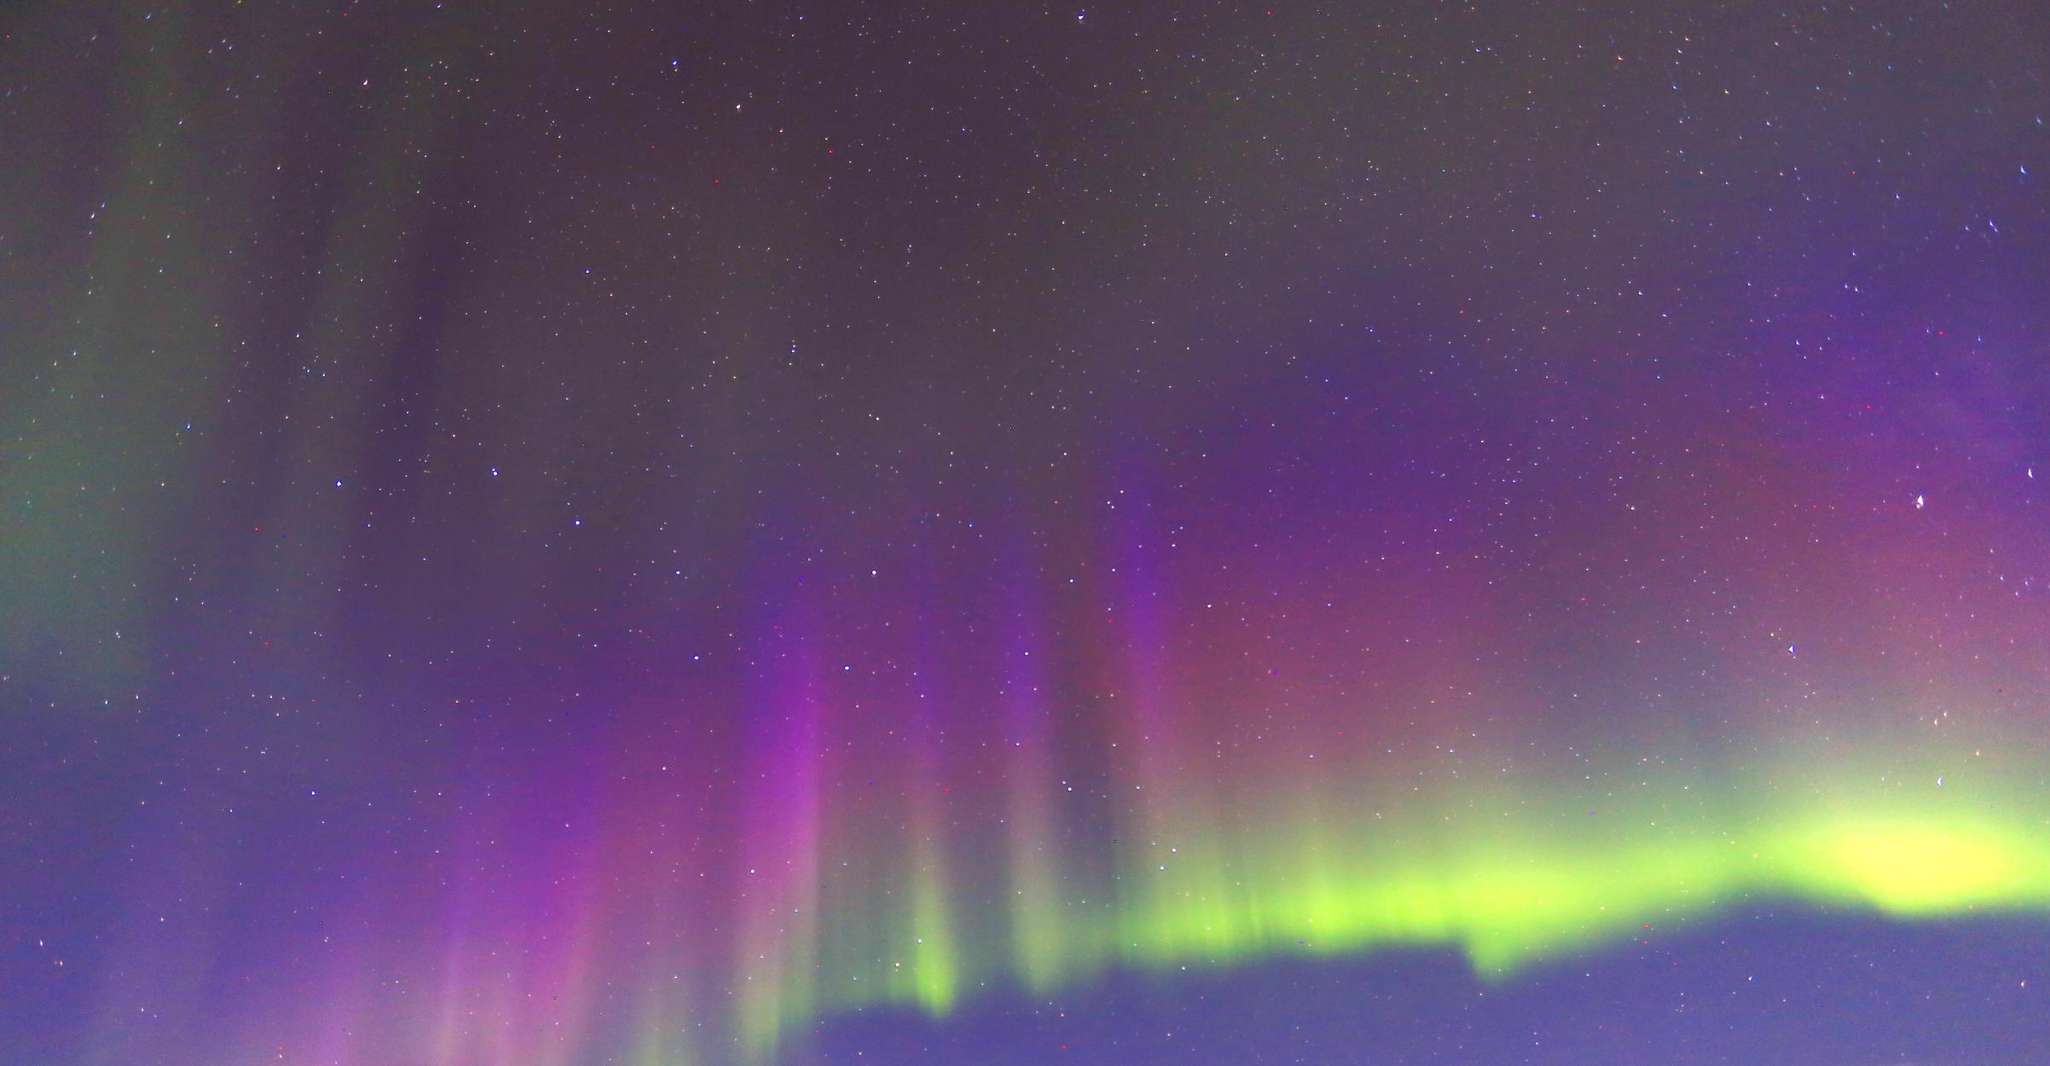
[5,2,2050,1064]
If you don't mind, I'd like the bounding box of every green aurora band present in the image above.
[724,748,2050,1056]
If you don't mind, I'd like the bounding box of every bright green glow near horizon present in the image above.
[735,776,2050,1057]
[904,845,960,1017]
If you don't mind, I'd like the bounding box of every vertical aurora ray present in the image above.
[628,979,695,1066]
[1105,475,1245,968]
[888,566,966,1020]
[999,586,1068,995]
[899,813,959,1017]
[733,623,826,1057]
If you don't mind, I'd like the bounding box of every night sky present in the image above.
[5,2,2050,1064]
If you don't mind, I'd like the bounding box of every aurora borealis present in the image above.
[6,1,2050,1064]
